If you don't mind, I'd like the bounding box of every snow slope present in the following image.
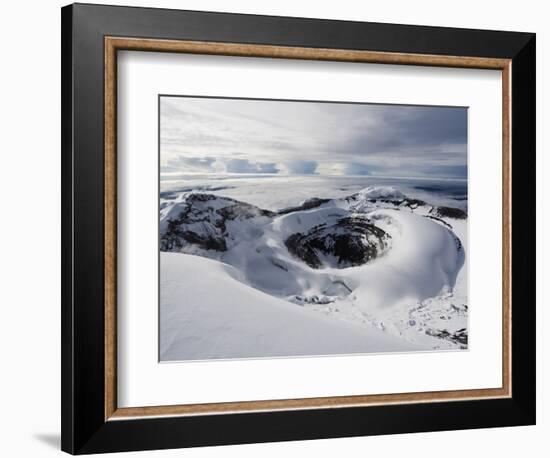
[160,184,468,359]
[344,209,464,311]
[160,252,427,361]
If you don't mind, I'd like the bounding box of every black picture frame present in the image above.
[61,3,536,454]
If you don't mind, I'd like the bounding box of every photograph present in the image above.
[54,3,537,454]
[159,96,469,361]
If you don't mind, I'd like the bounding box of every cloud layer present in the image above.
[160,96,467,179]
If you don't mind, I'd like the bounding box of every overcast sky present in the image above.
[160,96,467,179]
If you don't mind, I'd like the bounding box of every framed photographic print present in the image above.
[61,3,536,454]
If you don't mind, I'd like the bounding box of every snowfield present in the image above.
[160,253,427,361]
[160,179,468,361]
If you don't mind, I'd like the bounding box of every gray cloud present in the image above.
[283,160,318,174]
[161,155,279,175]
[162,155,223,174]
[167,156,217,168]
[225,158,278,174]
[344,163,371,176]
[160,97,467,179]
[338,106,467,161]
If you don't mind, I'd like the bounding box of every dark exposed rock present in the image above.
[160,193,272,253]
[344,192,427,212]
[429,206,467,219]
[160,209,228,252]
[217,202,274,220]
[292,295,335,305]
[284,216,391,269]
[277,197,331,215]
[425,327,468,346]
[399,198,426,209]
[424,214,453,229]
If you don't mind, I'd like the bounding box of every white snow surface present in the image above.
[160,180,468,360]
[160,252,427,361]
[345,209,464,310]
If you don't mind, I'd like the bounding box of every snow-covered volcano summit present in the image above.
[160,185,468,360]
[160,185,465,275]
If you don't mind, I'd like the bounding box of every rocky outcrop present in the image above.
[160,193,273,253]
[284,216,391,269]
[277,197,330,215]
[425,327,468,346]
[429,206,467,219]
